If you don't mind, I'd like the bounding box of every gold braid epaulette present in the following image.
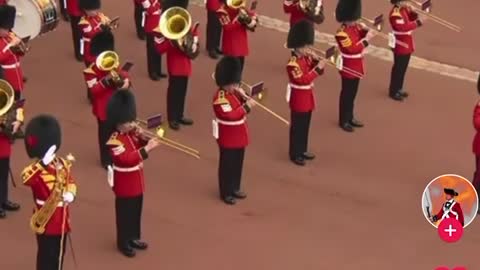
[22,162,43,184]
[214,90,229,105]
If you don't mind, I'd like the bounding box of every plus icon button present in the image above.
[437,218,463,243]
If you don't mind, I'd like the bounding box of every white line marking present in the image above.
[190,0,478,82]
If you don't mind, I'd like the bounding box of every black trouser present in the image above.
[339,77,360,125]
[473,156,480,205]
[115,195,143,249]
[0,158,9,206]
[97,119,111,166]
[167,76,189,122]
[146,34,163,76]
[134,3,145,38]
[289,111,312,159]
[69,16,82,60]
[389,53,411,95]
[218,147,245,198]
[14,90,21,101]
[59,0,68,18]
[206,10,221,51]
[36,234,67,270]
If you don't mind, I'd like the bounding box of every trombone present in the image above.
[210,73,290,126]
[359,15,409,48]
[406,0,461,32]
[135,119,200,159]
[283,43,364,78]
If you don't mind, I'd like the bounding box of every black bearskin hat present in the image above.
[390,0,403,4]
[335,0,362,22]
[444,188,459,196]
[287,20,314,49]
[107,90,137,127]
[477,73,480,95]
[90,30,114,56]
[79,0,101,10]
[215,57,242,87]
[24,115,61,159]
[0,5,16,30]
[162,0,189,10]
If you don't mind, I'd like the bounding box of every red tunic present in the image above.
[472,103,480,154]
[434,200,464,226]
[0,33,24,91]
[283,0,308,26]
[154,27,199,76]
[216,5,256,57]
[335,23,368,79]
[66,0,82,16]
[22,158,77,236]
[83,63,129,121]
[0,106,24,158]
[141,0,161,33]
[206,0,221,11]
[107,131,148,198]
[286,55,323,112]
[78,13,110,64]
[389,5,421,55]
[212,89,249,148]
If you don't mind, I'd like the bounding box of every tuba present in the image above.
[30,156,74,234]
[0,79,23,141]
[158,7,199,59]
[96,51,125,88]
[299,0,325,24]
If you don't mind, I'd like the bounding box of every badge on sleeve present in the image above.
[220,104,232,112]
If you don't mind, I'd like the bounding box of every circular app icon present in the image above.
[421,174,478,228]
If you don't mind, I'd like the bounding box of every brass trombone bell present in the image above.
[360,14,384,31]
[96,51,120,71]
[136,114,200,159]
[158,7,192,40]
[0,79,14,117]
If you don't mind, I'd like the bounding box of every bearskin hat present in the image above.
[90,30,114,57]
[444,188,459,196]
[107,90,137,127]
[162,0,189,10]
[79,0,101,10]
[215,57,242,87]
[287,20,314,49]
[390,0,403,4]
[0,5,16,30]
[24,115,61,159]
[335,0,362,22]
[477,73,480,95]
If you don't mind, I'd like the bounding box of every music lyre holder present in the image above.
[247,81,265,100]
[421,0,432,12]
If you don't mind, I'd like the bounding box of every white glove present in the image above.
[42,145,57,165]
[63,192,75,203]
[107,165,114,187]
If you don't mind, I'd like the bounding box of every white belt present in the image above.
[216,118,246,126]
[341,53,362,59]
[392,30,412,35]
[152,11,160,15]
[112,164,141,172]
[288,83,313,90]
[83,38,91,42]
[36,199,64,207]
[1,62,20,69]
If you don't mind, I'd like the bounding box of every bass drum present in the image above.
[9,0,59,39]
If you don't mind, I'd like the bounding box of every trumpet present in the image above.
[406,0,461,32]
[211,73,290,126]
[358,15,409,48]
[135,120,200,159]
[283,43,364,78]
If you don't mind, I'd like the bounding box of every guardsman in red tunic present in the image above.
[142,0,166,80]
[66,0,83,61]
[154,0,198,130]
[432,188,465,226]
[388,0,425,101]
[78,0,113,67]
[216,0,258,73]
[212,56,255,205]
[106,90,160,257]
[84,30,130,169]
[206,0,222,59]
[472,75,480,213]
[286,20,325,166]
[0,5,25,100]
[133,0,146,40]
[334,0,376,132]
[22,115,77,269]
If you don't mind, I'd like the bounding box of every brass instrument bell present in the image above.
[158,7,192,40]
[226,0,246,9]
[0,80,14,119]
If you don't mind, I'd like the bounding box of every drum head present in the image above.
[9,0,42,39]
